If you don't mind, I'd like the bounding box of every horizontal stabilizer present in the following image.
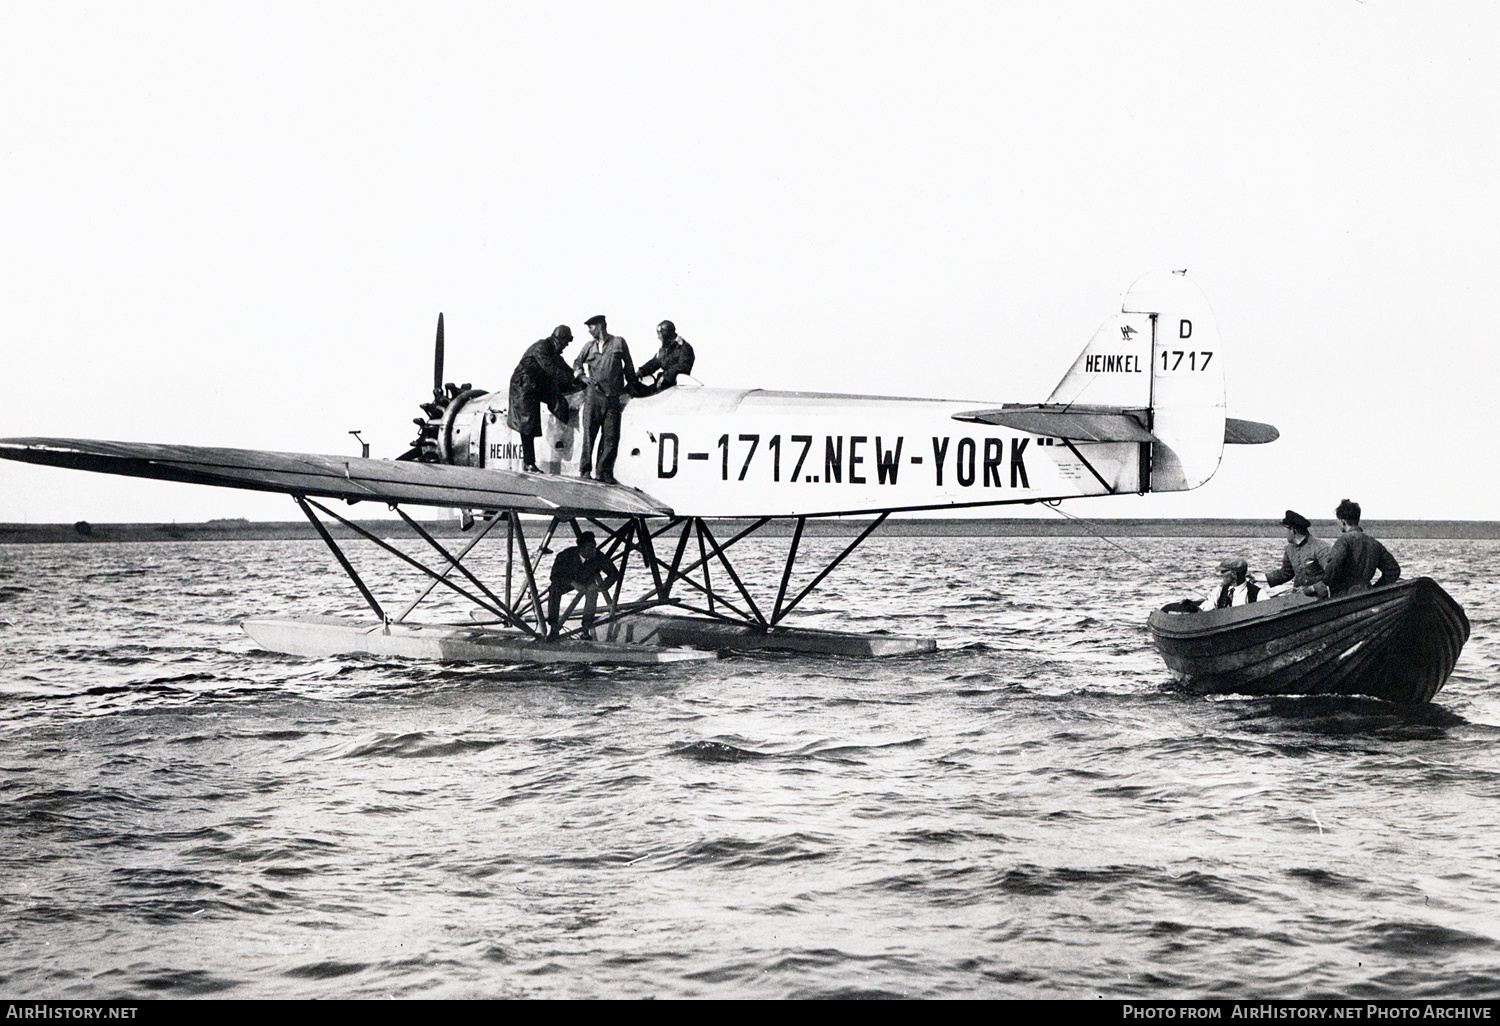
[1223,418,1279,445]
[952,404,1155,443]
[0,438,671,517]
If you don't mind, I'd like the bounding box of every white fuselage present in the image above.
[442,272,1232,517]
[453,384,1147,517]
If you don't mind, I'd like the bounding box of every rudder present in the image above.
[1124,271,1225,492]
[1046,271,1226,493]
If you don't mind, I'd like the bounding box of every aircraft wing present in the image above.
[0,438,672,517]
[952,405,1278,445]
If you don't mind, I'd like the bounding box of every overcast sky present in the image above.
[3,1,1497,523]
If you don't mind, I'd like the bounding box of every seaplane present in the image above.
[0,271,1277,665]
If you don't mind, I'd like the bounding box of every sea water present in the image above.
[0,535,1497,998]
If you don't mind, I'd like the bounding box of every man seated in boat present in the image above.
[1262,509,1331,597]
[1202,556,1261,609]
[546,532,620,641]
[1160,557,1262,613]
[1318,499,1400,598]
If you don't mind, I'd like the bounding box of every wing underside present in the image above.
[0,438,672,517]
[953,405,1278,445]
[953,405,1156,442]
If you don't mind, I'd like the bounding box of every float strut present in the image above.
[771,517,807,625]
[694,519,714,615]
[773,512,889,625]
[302,498,521,630]
[637,516,666,600]
[505,515,514,609]
[698,519,767,627]
[508,512,548,631]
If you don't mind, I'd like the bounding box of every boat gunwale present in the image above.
[1147,577,1464,644]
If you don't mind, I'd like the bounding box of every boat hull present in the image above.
[1147,577,1469,704]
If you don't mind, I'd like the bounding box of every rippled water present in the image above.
[1,534,1497,999]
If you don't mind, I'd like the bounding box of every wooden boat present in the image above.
[1148,577,1469,704]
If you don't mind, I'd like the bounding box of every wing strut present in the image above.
[271,501,903,645]
[302,497,533,633]
[296,495,386,623]
[391,509,517,628]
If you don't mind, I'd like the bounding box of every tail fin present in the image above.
[1047,270,1226,493]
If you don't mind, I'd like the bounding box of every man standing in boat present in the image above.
[1319,499,1400,597]
[1264,510,1331,594]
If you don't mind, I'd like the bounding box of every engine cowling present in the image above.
[399,382,474,463]
[401,386,584,472]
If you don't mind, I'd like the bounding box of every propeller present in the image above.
[433,313,445,395]
[397,312,486,462]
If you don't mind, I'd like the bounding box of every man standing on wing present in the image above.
[572,314,638,484]
[1263,509,1331,594]
[506,325,582,473]
[1319,498,1400,598]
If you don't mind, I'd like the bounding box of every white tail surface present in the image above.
[1047,271,1226,492]
[1046,310,1155,410]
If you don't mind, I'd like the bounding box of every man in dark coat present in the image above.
[572,314,638,484]
[1264,509,1331,592]
[546,532,620,640]
[1321,499,1400,597]
[636,319,696,394]
[507,325,582,473]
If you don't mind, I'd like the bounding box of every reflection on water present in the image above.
[0,536,1497,998]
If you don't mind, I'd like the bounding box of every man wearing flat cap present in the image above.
[507,325,583,473]
[1264,509,1331,594]
[1320,499,1400,597]
[1203,556,1260,610]
[572,314,639,484]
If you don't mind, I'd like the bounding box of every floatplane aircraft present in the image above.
[0,271,1276,665]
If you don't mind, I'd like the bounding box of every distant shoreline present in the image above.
[4,518,1498,544]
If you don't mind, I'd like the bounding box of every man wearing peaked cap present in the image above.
[571,314,638,484]
[1264,509,1331,593]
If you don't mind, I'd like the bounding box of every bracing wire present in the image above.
[1041,500,1154,566]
